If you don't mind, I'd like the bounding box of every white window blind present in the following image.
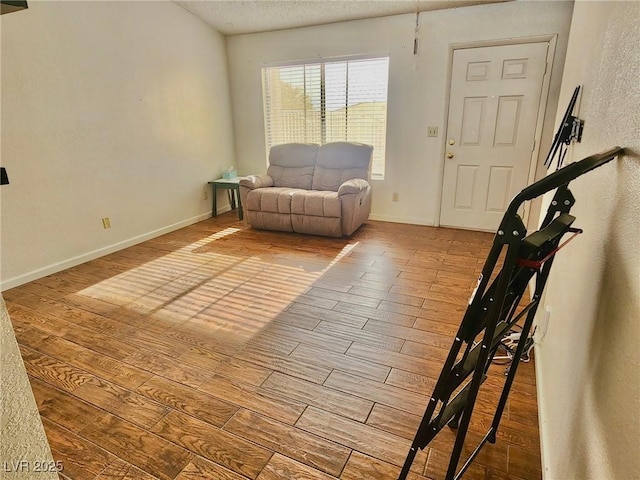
[262,56,389,179]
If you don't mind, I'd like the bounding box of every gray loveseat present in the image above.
[239,142,373,237]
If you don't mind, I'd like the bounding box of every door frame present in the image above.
[434,34,558,229]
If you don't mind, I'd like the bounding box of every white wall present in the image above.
[535,2,640,479]
[227,1,574,226]
[0,1,235,289]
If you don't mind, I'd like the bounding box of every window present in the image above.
[262,56,389,179]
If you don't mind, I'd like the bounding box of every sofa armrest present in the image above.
[240,174,274,190]
[338,178,369,196]
[339,179,372,236]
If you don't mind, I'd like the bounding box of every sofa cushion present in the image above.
[291,190,341,218]
[292,215,342,237]
[267,143,319,189]
[246,187,305,214]
[312,142,373,191]
[247,211,293,232]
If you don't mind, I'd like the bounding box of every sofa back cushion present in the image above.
[312,142,373,191]
[267,143,319,189]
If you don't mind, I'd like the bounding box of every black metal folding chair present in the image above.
[399,146,624,480]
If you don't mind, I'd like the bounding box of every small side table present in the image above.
[208,177,243,220]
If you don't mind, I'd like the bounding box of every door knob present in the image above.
[446,152,454,159]
[448,139,455,145]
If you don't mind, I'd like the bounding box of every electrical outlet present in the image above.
[203,185,209,200]
[392,192,399,202]
[427,126,438,137]
[102,217,111,229]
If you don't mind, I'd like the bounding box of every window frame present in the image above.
[261,53,390,180]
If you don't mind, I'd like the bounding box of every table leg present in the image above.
[230,190,237,210]
[212,184,217,217]
[236,186,243,221]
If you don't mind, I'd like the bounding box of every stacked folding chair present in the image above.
[399,146,624,480]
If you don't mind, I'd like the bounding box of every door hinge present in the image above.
[532,139,536,152]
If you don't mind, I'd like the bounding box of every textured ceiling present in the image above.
[174,0,509,36]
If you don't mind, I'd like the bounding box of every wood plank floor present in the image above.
[3,214,542,480]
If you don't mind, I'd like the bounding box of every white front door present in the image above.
[440,42,549,231]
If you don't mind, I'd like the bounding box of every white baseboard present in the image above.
[214,203,233,216]
[368,213,434,226]
[534,343,550,479]
[0,211,212,291]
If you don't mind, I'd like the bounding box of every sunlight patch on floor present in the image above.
[79,227,359,345]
